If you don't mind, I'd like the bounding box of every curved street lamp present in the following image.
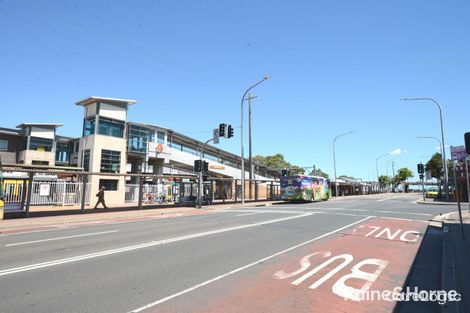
[333,131,354,197]
[240,76,269,205]
[401,98,449,200]
[376,153,389,192]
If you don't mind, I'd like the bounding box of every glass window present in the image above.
[100,149,121,173]
[127,125,153,153]
[172,141,183,151]
[182,145,197,155]
[204,153,219,162]
[55,142,69,162]
[29,137,53,152]
[98,118,124,138]
[84,118,95,136]
[0,139,7,151]
[83,150,90,171]
[157,131,165,144]
[99,179,118,191]
[72,141,79,153]
[32,160,49,165]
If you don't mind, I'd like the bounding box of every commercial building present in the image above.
[0,96,279,207]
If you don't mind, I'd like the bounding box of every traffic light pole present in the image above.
[197,138,214,208]
[418,163,425,201]
[421,176,425,201]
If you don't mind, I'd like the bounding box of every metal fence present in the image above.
[125,180,281,204]
[3,181,91,206]
[125,184,163,203]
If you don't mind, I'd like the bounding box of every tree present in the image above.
[378,175,389,188]
[425,153,443,182]
[392,167,413,190]
[309,168,329,179]
[253,153,306,176]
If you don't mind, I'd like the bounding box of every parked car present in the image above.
[426,187,439,198]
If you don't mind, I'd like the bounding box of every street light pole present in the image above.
[402,98,449,200]
[376,153,389,193]
[333,131,354,197]
[246,92,258,200]
[241,76,269,205]
[386,157,397,192]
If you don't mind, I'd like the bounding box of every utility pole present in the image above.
[241,76,269,206]
[247,92,258,200]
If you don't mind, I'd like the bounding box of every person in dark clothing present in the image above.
[94,186,108,209]
[222,189,227,203]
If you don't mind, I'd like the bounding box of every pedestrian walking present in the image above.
[94,186,108,209]
[205,188,212,205]
[222,188,227,203]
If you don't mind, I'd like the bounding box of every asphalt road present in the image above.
[0,193,457,313]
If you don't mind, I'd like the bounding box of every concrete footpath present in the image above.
[441,211,470,313]
[416,199,462,206]
[397,210,470,313]
[0,201,281,235]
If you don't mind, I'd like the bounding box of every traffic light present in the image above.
[281,169,290,177]
[194,160,202,172]
[465,132,470,154]
[219,123,226,138]
[417,163,424,174]
[227,125,234,138]
[202,175,208,182]
[203,161,209,174]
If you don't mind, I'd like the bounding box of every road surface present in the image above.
[0,193,456,313]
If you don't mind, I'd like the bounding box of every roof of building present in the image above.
[0,127,20,135]
[75,96,137,107]
[16,123,63,129]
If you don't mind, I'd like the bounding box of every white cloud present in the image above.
[390,148,403,156]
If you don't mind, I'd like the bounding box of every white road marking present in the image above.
[5,230,119,247]
[303,207,432,217]
[236,212,263,217]
[374,210,431,216]
[128,216,372,313]
[377,196,401,202]
[0,213,312,277]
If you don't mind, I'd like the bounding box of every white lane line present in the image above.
[128,216,372,313]
[377,196,400,202]
[294,210,431,222]
[375,210,431,216]
[5,230,119,247]
[305,207,432,217]
[0,213,312,277]
[236,212,263,217]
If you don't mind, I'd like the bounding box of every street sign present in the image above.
[450,145,466,161]
[213,128,219,144]
[465,132,470,154]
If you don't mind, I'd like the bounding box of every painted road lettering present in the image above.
[274,250,389,301]
[139,217,429,313]
[355,225,421,242]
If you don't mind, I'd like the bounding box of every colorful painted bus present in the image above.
[0,157,4,219]
[280,175,331,202]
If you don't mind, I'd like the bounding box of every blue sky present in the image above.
[1,0,469,180]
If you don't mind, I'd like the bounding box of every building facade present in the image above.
[0,96,278,206]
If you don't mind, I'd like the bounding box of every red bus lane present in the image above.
[147,217,428,313]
